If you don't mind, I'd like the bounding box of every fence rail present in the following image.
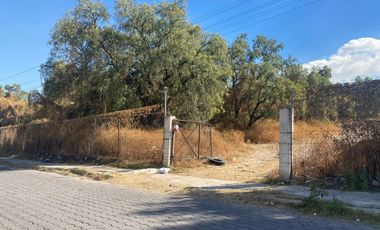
[172,119,213,161]
[0,110,164,166]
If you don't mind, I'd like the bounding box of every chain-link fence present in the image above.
[0,109,164,166]
[291,80,380,187]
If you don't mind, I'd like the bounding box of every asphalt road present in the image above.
[0,166,374,230]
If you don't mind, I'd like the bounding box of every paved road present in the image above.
[0,167,374,230]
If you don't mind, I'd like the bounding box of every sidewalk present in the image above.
[1,156,379,214]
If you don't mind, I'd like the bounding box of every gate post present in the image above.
[279,107,293,182]
[163,116,175,167]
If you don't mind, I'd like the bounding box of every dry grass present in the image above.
[245,119,343,180]
[0,108,164,167]
[0,96,33,126]
[293,120,380,183]
[293,121,340,179]
[0,96,31,115]
[245,119,340,144]
[173,144,278,183]
[0,107,245,170]
[36,167,113,181]
[293,139,339,179]
[172,128,245,167]
[245,119,279,143]
[337,121,380,181]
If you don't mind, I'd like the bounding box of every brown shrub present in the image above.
[245,119,340,144]
[293,137,340,179]
[172,126,244,166]
[292,121,341,179]
[0,107,165,166]
[0,107,244,168]
[245,119,279,143]
[293,120,380,182]
[337,120,380,179]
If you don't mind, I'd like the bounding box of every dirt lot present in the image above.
[172,143,279,183]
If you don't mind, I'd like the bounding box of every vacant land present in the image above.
[173,144,279,183]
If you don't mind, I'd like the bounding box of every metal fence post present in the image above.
[117,117,121,159]
[162,115,175,167]
[197,124,201,159]
[279,107,294,182]
[209,126,213,158]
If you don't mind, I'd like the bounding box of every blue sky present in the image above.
[1,0,380,90]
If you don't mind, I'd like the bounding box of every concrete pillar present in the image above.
[162,116,175,167]
[279,107,293,182]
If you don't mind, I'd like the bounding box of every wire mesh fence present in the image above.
[0,110,164,166]
[292,80,380,186]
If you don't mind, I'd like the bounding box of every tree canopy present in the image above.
[38,0,344,127]
[41,0,230,120]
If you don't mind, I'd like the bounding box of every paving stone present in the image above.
[0,169,375,230]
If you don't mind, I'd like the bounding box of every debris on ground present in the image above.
[157,167,170,174]
[208,157,225,166]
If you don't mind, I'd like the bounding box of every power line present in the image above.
[207,0,307,32]
[204,0,292,31]
[0,65,40,82]
[193,0,252,24]
[220,0,319,35]
[221,0,321,36]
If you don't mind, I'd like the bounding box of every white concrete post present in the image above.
[279,107,293,182]
[162,116,175,167]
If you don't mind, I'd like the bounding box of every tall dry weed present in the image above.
[172,127,244,166]
[0,108,245,168]
[336,121,380,180]
[245,119,340,144]
[292,121,341,179]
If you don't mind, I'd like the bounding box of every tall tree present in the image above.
[41,0,231,120]
[224,35,292,129]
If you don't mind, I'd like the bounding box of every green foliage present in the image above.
[306,184,329,202]
[301,197,348,217]
[355,76,372,83]
[221,34,330,129]
[41,0,338,125]
[4,84,28,100]
[344,171,370,191]
[300,185,349,219]
[41,0,230,120]
[298,190,380,227]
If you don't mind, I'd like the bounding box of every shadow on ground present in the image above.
[132,190,371,230]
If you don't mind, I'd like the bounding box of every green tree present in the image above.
[41,0,120,117]
[4,84,27,100]
[354,76,372,83]
[224,35,294,129]
[304,66,333,119]
[42,0,231,120]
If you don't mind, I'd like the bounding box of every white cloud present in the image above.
[304,37,380,83]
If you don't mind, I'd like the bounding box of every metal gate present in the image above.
[171,119,213,161]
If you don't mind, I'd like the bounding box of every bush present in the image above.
[344,171,370,191]
[337,120,380,183]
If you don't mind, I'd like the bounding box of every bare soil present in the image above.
[172,143,279,182]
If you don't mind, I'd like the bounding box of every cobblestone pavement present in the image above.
[0,167,374,230]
